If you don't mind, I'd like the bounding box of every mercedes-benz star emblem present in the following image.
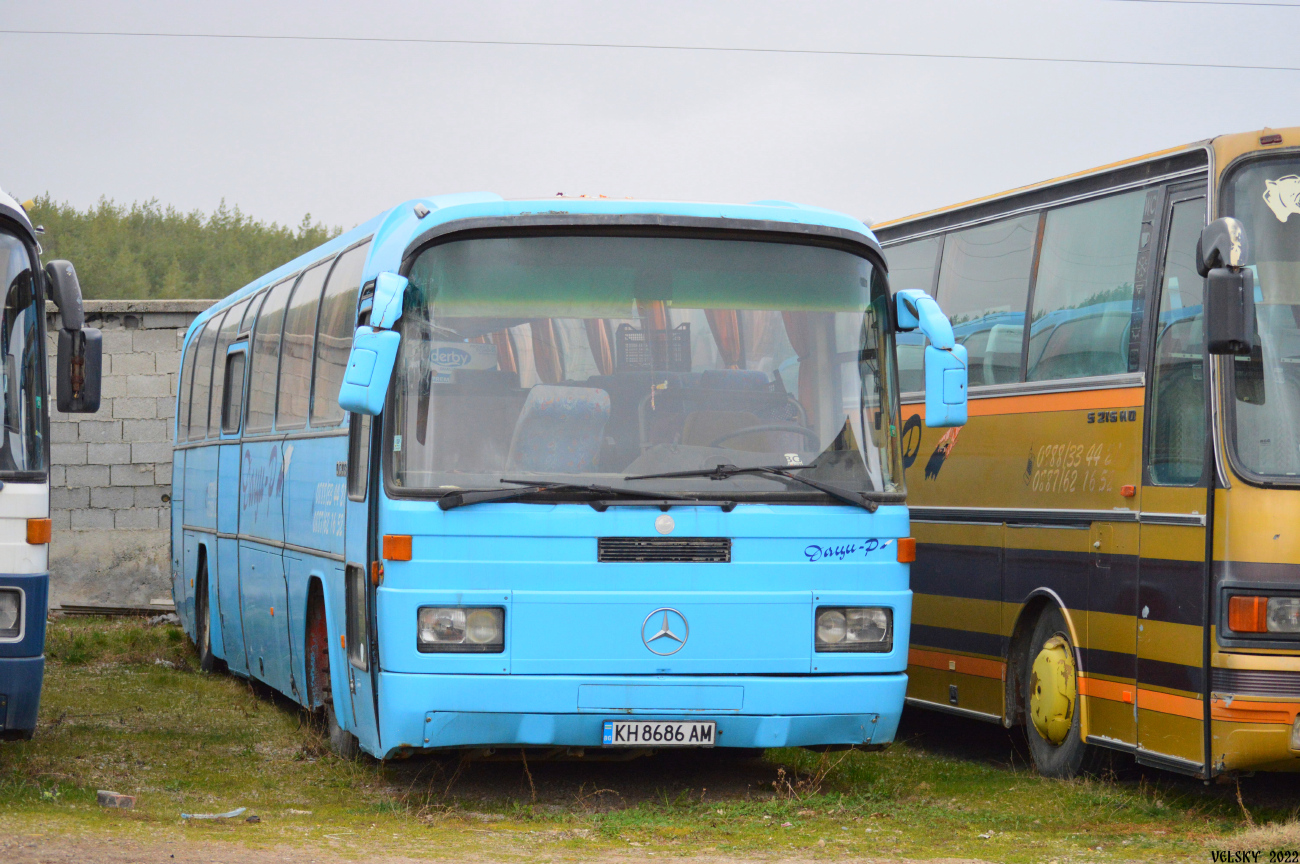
[641,607,689,656]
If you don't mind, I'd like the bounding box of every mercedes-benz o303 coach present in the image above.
[172,193,966,759]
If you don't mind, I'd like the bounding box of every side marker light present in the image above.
[1120,485,1136,498]
[383,534,412,561]
[26,518,51,544]
[897,537,916,563]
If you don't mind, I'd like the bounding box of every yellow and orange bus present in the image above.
[875,126,1300,778]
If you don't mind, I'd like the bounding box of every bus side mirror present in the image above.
[338,271,407,416]
[46,260,103,413]
[896,289,966,427]
[1198,218,1255,356]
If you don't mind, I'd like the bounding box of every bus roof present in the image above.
[872,126,1300,232]
[0,187,36,245]
[185,196,882,339]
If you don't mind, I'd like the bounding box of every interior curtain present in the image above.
[584,319,614,376]
[641,300,669,331]
[490,330,517,373]
[781,311,816,428]
[530,319,563,384]
[705,309,743,369]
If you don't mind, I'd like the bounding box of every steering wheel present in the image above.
[709,424,820,448]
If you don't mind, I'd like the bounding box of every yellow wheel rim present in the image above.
[1030,635,1076,745]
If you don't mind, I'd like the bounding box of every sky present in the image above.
[1,0,1295,231]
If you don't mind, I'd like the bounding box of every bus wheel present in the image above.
[1022,605,1091,778]
[194,560,217,673]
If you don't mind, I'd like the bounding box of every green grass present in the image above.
[0,617,1293,860]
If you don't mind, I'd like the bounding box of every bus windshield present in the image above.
[391,234,902,502]
[1226,157,1300,479]
[0,228,45,479]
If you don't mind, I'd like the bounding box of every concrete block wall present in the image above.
[46,300,212,608]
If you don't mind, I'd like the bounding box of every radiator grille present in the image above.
[598,537,731,563]
[1211,668,1300,699]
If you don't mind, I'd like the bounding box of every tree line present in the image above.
[24,195,340,300]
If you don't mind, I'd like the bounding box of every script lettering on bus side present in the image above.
[1026,441,1122,494]
[803,538,895,562]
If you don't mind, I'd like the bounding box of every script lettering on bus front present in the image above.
[803,538,895,562]
[1026,441,1122,494]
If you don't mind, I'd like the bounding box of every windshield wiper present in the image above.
[624,463,879,512]
[438,480,697,511]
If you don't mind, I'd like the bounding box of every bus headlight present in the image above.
[1268,598,1300,633]
[0,588,21,640]
[417,606,504,653]
[815,606,891,652]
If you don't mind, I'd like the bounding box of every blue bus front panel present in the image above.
[0,572,49,737]
[369,501,911,755]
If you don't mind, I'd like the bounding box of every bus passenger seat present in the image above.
[506,385,611,474]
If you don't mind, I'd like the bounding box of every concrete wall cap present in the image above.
[45,299,217,315]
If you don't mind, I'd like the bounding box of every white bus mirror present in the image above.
[338,326,401,416]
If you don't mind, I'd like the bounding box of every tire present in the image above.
[1022,605,1104,779]
[194,563,217,673]
[326,701,359,760]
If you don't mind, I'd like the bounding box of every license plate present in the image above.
[602,720,716,747]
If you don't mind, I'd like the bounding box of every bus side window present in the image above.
[312,241,370,427]
[246,277,296,433]
[347,412,371,501]
[221,349,248,435]
[1148,197,1207,485]
[886,236,942,394]
[208,299,249,437]
[1027,189,1147,382]
[187,315,223,442]
[936,213,1039,387]
[177,329,200,441]
[277,260,331,430]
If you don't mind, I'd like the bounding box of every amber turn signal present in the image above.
[1229,595,1268,633]
[897,537,917,564]
[383,534,412,561]
[26,518,51,544]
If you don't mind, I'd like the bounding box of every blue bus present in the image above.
[0,189,102,740]
[171,193,966,759]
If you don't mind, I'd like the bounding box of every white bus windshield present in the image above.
[390,234,902,502]
[0,229,45,478]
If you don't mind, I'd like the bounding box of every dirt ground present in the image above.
[0,835,994,864]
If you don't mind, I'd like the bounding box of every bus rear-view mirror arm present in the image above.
[1198,217,1256,356]
[338,271,407,416]
[46,260,102,414]
[895,288,967,428]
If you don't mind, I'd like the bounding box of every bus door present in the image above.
[341,412,380,749]
[1136,188,1209,771]
[216,342,250,675]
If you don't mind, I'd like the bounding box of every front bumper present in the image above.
[376,672,907,756]
[0,655,43,736]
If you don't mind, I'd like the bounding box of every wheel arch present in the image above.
[1004,589,1084,728]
